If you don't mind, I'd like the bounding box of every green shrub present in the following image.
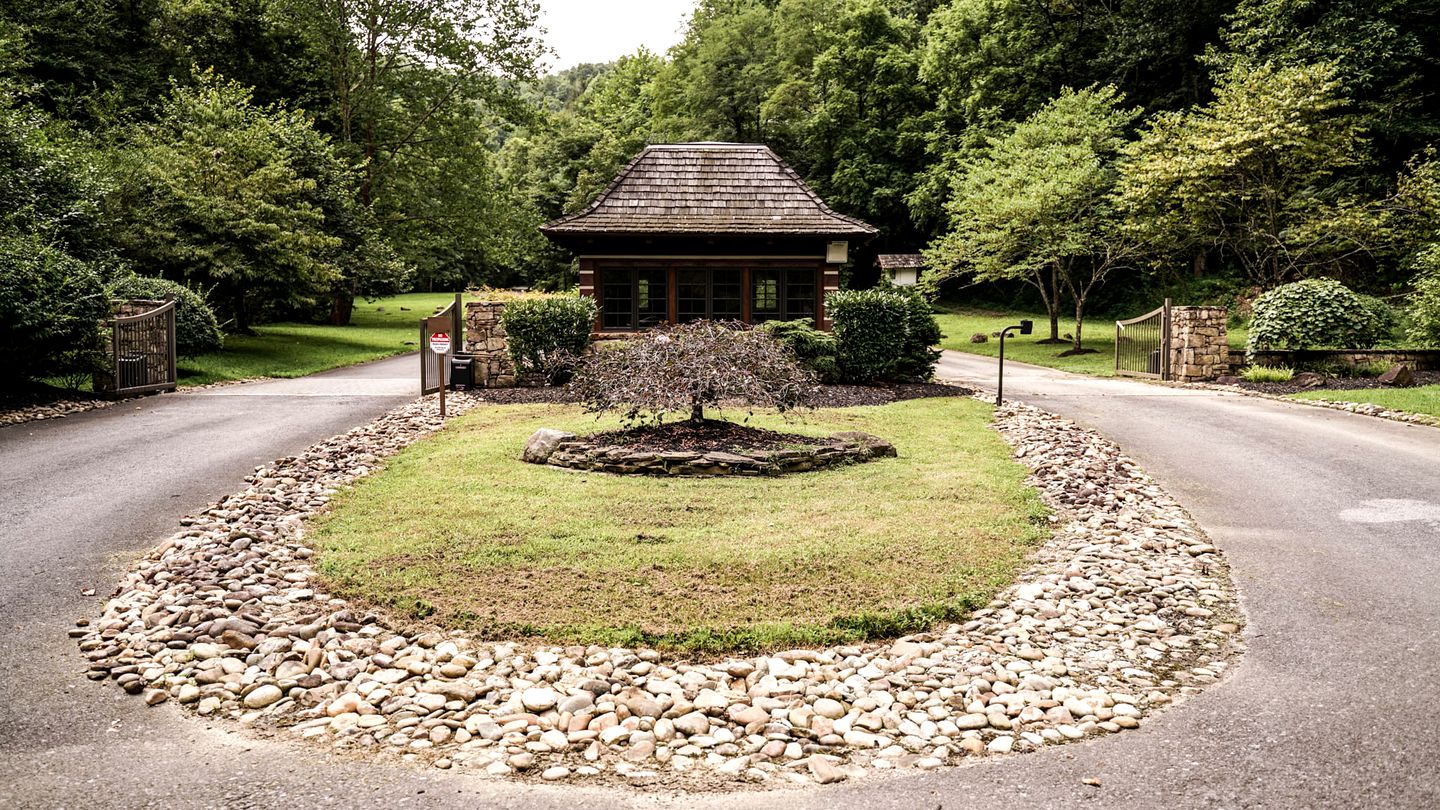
[1241,365,1295,383]
[0,234,110,392]
[827,288,942,383]
[107,275,224,357]
[499,294,598,383]
[897,292,943,381]
[1407,245,1440,346]
[759,320,838,383]
[1246,279,1397,357]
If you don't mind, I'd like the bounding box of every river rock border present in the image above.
[526,429,897,476]
[0,397,116,426]
[77,393,1243,789]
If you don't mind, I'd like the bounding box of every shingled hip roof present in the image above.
[541,143,877,238]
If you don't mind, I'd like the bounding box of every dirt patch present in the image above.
[1228,370,1440,396]
[585,419,828,453]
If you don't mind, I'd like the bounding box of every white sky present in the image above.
[536,0,696,71]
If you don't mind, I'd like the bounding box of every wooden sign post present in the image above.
[430,331,451,417]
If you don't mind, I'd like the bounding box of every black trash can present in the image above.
[117,352,148,389]
[1146,348,1162,375]
[449,356,474,391]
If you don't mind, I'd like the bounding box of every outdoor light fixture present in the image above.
[996,319,1033,405]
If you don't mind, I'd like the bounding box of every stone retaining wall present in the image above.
[1168,306,1229,382]
[530,430,897,476]
[1245,348,1440,371]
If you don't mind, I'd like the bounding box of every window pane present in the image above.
[712,269,742,320]
[784,269,816,322]
[637,268,668,327]
[601,270,633,330]
[752,269,780,323]
[677,269,708,322]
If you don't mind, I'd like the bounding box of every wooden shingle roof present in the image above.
[877,254,926,269]
[541,143,877,238]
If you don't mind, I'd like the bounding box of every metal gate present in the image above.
[420,293,464,394]
[1115,298,1171,380]
[97,299,177,397]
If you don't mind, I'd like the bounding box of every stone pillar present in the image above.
[1168,306,1229,382]
[464,300,520,388]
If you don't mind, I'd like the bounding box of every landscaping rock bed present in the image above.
[525,422,897,477]
[77,391,1243,789]
[0,395,116,426]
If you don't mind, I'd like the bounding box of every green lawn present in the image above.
[176,292,460,386]
[1290,385,1440,419]
[311,397,1048,653]
[935,305,1249,377]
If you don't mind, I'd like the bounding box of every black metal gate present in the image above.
[420,293,464,394]
[1115,298,1171,380]
[97,299,177,397]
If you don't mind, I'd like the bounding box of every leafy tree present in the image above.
[282,0,543,313]
[1115,61,1375,287]
[765,0,934,251]
[926,86,1140,350]
[0,233,111,392]
[1213,0,1440,167]
[568,321,815,425]
[655,0,778,143]
[108,72,348,331]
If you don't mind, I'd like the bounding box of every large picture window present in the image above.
[598,265,818,330]
[751,268,816,324]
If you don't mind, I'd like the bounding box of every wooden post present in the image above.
[437,347,446,418]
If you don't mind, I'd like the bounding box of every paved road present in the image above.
[3,351,1438,809]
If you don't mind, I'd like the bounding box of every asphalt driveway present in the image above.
[2,351,1437,809]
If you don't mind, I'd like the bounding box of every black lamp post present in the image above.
[996,320,1033,405]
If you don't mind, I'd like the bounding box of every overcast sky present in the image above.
[536,0,696,71]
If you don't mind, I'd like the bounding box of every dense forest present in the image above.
[3,0,1440,355]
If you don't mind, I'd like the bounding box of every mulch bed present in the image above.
[585,419,829,453]
[466,381,971,408]
[1228,370,1440,396]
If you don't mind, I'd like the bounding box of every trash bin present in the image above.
[449,356,474,391]
[117,352,148,389]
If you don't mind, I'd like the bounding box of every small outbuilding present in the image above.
[877,253,925,287]
[540,142,877,333]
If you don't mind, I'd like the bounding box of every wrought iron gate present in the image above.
[97,299,177,397]
[1115,298,1171,380]
[420,293,464,394]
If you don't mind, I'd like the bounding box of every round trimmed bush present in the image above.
[827,288,942,383]
[1246,278,1397,356]
[499,294,598,384]
[107,275,224,357]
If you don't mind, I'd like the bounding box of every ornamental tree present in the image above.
[567,320,816,426]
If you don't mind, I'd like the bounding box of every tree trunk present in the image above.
[1044,263,1062,342]
[690,401,704,424]
[327,290,355,326]
[1073,295,1086,351]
